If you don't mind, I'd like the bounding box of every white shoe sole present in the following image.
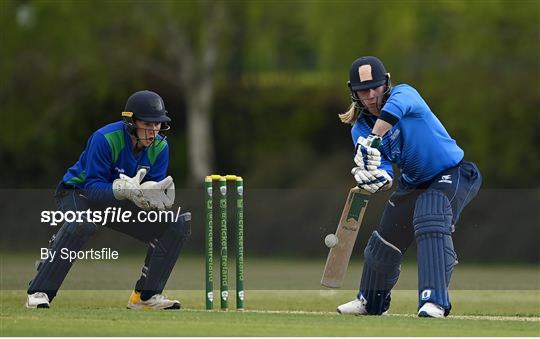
[127,301,181,310]
[418,311,443,318]
[418,303,445,318]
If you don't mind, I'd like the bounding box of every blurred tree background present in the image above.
[1,1,539,261]
[1,0,538,189]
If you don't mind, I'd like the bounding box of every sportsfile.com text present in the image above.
[40,206,183,226]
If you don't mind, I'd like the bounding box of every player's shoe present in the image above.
[337,296,368,315]
[26,292,50,309]
[418,302,445,318]
[126,291,181,310]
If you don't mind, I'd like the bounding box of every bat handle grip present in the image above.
[370,135,381,149]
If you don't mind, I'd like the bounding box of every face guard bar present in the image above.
[122,111,170,147]
[347,74,392,116]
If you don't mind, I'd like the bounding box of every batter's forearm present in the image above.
[371,119,393,137]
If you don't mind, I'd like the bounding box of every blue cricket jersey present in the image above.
[351,84,464,185]
[62,121,169,202]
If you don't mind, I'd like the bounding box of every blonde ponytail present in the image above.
[338,102,359,125]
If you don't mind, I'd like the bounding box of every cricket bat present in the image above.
[321,187,371,288]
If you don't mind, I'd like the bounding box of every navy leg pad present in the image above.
[414,190,457,313]
[141,212,191,299]
[28,221,96,301]
[359,231,402,315]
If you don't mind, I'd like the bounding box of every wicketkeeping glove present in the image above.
[354,134,382,170]
[140,176,176,211]
[351,167,393,193]
[112,168,150,209]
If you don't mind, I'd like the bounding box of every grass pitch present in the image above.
[1,254,539,336]
[1,290,539,336]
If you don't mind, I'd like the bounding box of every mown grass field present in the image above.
[1,254,539,336]
[2,290,539,336]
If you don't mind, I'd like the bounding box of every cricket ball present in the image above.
[324,234,338,248]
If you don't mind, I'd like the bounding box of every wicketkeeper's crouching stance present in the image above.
[336,56,482,317]
[26,90,191,310]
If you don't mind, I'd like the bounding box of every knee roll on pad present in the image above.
[28,221,96,300]
[152,212,191,257]
[414,190,456,312]
[360,231,402,315]
[171,212,192,238]
[414,190,453,237]
[141,212,191,299]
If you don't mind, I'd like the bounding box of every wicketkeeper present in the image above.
[26,90,191,310]
[336,56,482,317]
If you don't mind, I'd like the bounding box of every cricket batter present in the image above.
[336,56,482,317]
[26,90,191,310]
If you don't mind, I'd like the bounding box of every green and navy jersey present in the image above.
[63,121,169,201]
[351,84,464,185]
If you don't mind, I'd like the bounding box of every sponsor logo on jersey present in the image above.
[115,167,125,174]
[438,174,452,184]
[390,128,401,141]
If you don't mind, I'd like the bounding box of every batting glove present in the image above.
[351,167,393,193]
[354,134,382,170]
